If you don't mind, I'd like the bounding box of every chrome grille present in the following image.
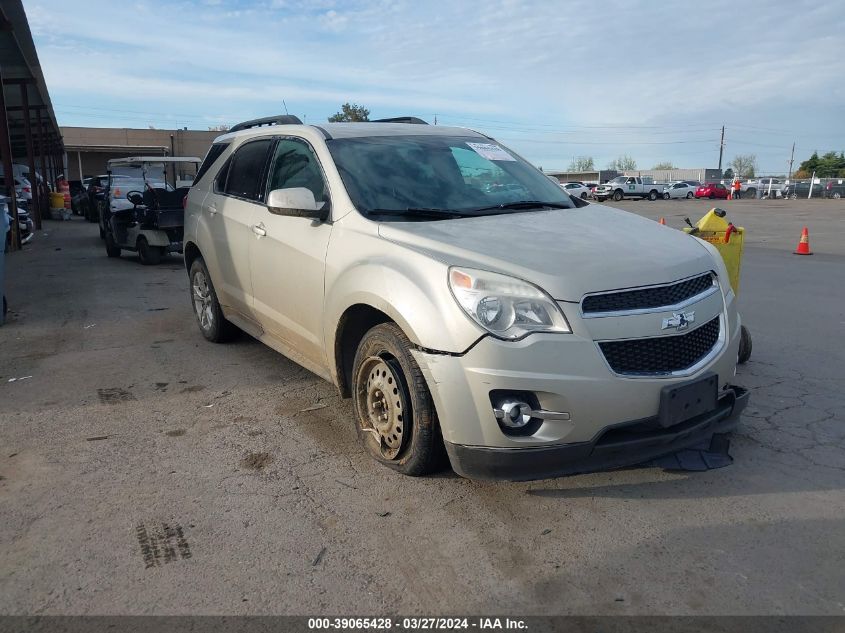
[583,273,714,315]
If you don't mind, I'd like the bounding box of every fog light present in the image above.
[495,399,532,428]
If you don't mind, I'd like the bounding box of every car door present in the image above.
[716,184,727,198]
[248,137,334,369]
[207,138,274,318]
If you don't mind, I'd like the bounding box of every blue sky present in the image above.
[26,0,845,174]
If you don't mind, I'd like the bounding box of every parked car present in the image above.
[594,176,663,201]
[560,182,590,199]
[742,178,783,198]
[695,183,729,199]
[662,182,696,199]
[0,175,32,202]
[69,180,89,216]
[182,116,747,481]
[782,182,824,199]
[823,181,845,199]
[681,180,701,188]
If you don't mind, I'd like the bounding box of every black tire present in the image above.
[709,194,715,199]
[663,192,670,200]
[104,231,121,257]
[738,324,752,364]
[613,189,624,202]
[648,190,659,201]
[686,192,694,199]
[580,192,587,199]
[137,237,163,265]
[189,257,236,343]
[351,322,444,476]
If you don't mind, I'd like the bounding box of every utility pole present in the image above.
[718,125,725,173]
[787,142,795,179]
[434,114,438,125]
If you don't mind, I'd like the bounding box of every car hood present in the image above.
[377,204,715,301]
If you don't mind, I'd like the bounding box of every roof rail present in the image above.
[372,117,429,125]
[229,114,303,133]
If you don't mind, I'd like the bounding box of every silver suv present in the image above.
[183,115,748,481]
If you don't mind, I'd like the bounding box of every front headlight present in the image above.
[448,267,571,340]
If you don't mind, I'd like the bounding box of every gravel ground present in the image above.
[0,198,843,615]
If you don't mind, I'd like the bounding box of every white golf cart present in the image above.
[101,156,200,264]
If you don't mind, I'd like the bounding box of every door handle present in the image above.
[252,223,266,237]
[206,204,217,215]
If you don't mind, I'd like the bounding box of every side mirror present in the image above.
[267,187,329,221]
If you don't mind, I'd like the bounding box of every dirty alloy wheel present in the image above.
[352,323,444,476]
[686,192,694,199]
[189,257,235,343]
[137,237,163,265]
[580,192,588,199]
[663,192,671,200]
[648,190,658,201]
[613,189,624,202]
[833,192,841,199]
[104,231,121,257]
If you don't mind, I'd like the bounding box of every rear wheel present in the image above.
[352,323,444,476]
[648,190,659,201]
[709,194,715,199]
[104,231,121,257]
[686,192,694,199]
[833,192,841,199]
[580,192,587,199]
[790,193,798,200]
[137,237,164,265]
[613,189,623,202]
[190,257,236,343]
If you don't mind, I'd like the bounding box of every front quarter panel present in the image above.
[323,217,485,366]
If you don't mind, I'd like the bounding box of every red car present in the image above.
[695,182,730,199]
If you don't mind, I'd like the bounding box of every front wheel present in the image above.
[352,323,444,476]
[137,237,164,265]
[663,192,670,200]
[833,192,841,199]
[686,192,694,199]
[613,189,623,202]
[104,231,121,257]
[738,325,752,364]
[790,193,798,200]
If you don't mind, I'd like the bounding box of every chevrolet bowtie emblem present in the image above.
[662,311,695,331]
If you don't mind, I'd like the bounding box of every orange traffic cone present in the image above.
[658,217,666,225]
[794,227,812,255]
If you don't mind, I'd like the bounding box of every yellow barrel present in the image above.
[49,192,65,210]
[683,208,745,295]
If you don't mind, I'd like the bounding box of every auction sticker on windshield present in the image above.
[466,142,516,161]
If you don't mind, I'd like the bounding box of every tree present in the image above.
[797,150,845,177]
[730,154,757,178]
[567,156,595,172]
[652,161,676,170]
[607,155,637,171]
[208,124,230,132]
[722,168,734,180]
[328,103,370,122]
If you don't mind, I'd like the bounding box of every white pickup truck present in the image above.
[742,178,784,198]
[594,176,663,202]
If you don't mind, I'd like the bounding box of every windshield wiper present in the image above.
[470,200,571,213]
[367,207,471,220]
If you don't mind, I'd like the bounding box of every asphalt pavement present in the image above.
[0,198,843,615]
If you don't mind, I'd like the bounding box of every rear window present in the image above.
[223,139,273,201]
[195,142,230,184]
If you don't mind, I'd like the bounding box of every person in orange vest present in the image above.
[732,178,742,200]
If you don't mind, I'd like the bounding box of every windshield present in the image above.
[326,135,573,219]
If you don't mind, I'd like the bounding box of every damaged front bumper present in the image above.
[445,385,748,481]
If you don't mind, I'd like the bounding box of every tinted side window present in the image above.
[224,139,273,201]
[266,138,328,204]
[214,157,231,193]
[195,142,230,184]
